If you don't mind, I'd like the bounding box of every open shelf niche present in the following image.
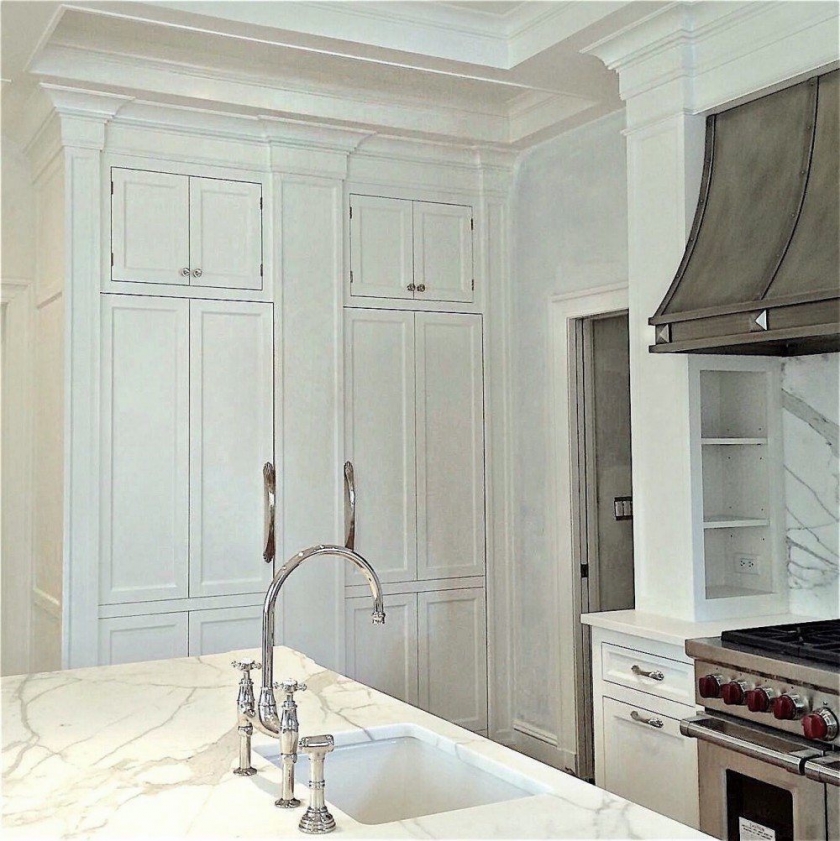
[689,358,786,619]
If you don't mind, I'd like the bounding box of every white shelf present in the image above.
[703,516,770,530]
[701,437,767,445]
[705,584,776,600]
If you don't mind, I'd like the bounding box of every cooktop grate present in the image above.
[721,619,840,668]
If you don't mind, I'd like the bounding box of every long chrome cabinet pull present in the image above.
[632,664,665,681]
[344,461,356,550]
[630,710,664,728]
[263,462,276,564]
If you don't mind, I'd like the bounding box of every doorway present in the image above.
[570,310,634,781]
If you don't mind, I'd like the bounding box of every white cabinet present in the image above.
[415,313,485,580]
[111,169,190,285]
[99,294,274,665]
[344,309,485,583]
[100,296,190,603]
[591,627,700,829]
[110,168,263,290]
[189,300,274,598]
[99,613,189,665]
[349,195,473,304]
[601,697,698,828]
[188,605,263,656]
[345,587,486,731]
[418,588,487,731]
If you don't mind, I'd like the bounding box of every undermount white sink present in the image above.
[256,723,550,825]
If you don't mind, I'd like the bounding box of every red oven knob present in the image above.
[802,709,839,741]
[745,687,776,713]
[721,680,749,706]
[699,674,725,699]
[773,693,807,721]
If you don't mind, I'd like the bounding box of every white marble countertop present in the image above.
[580,609,821,648]
[2,646,707,839]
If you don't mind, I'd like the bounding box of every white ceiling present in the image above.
[1,1,664,147]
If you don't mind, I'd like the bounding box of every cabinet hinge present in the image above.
[111,181,114,195]
[471,278,475,291]
[470,217,474,231]
[259,197,263,210]
[349,205,353,220]
[111,252,114,267]
[260,263,264,278]
[349,270,354,284]
[581,564,589,579]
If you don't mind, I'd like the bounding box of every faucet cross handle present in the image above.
[274,678,307,698]
[232,660,261,676]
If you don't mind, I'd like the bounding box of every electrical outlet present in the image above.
[734,553,759,575]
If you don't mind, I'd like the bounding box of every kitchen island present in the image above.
[2,646,705,839]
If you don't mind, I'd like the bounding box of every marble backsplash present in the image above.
[782,353,839,617]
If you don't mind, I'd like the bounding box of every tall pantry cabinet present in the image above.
[343,193,489,733]
[99,166,274,664]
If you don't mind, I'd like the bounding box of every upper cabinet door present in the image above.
[349,195,414,300]
[345,309,417,583]
[100,295,190,604]
[415,313,485,579]
[189,177,263,291]
[413,202,473,303]
[189,299,274,598]
[111,169,190,285]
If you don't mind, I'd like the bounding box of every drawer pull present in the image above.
[632,665,665,681]
[630,710,664,729]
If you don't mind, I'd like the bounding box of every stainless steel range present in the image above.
[681,619,840,841]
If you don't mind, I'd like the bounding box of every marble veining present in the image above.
[2,647,706,839]
[782,354,840,618]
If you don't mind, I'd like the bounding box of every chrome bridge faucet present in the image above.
[232,544,385,808]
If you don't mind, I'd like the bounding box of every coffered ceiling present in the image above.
[1,1,665,147]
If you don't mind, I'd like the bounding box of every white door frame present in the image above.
[546,282,628,775]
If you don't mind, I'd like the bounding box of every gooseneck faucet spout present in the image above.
[257,544,385,736]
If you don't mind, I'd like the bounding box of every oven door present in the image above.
[681,714,827,841]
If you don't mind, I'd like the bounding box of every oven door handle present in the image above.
[680,715,821,776]
[803,757,840,786]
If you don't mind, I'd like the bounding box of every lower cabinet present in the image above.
[345,586,487,731]
[601,697,698,828]
[99,604,263,665]
[591,627,700,830]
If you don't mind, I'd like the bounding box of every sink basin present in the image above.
[256,723,550,825]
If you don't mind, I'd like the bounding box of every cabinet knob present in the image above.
[407,283,416,292]
[416,284,426,293]
[180,267,190,277]
[193,268,203,278]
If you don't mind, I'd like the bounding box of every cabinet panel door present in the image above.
[111,169,189,285]
[418,588,487,731]
[601,697,699,827]
[99,613,189,665]
[349,195,413,299]
[189,300,274,597]
[415,313,485,579]
[101,296,190,603]
[188,605,263,656]
[345,593,418,705]
[189,177,263,290]
[345,309,417,583]
[413,202,473,303]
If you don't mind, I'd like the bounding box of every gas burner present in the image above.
[721,619,840,668]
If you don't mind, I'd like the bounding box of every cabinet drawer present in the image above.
[601,642,694,706]
[601,696,698,828]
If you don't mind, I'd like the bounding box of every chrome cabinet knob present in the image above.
[180,267,190,277]
[416,284,426,292]
[407,283,416,292]
[192,268,203,278]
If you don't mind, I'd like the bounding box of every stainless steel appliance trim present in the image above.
[680,714,822,774]
[803,756,840,786]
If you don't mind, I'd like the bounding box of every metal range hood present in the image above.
[650,69,840,356]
